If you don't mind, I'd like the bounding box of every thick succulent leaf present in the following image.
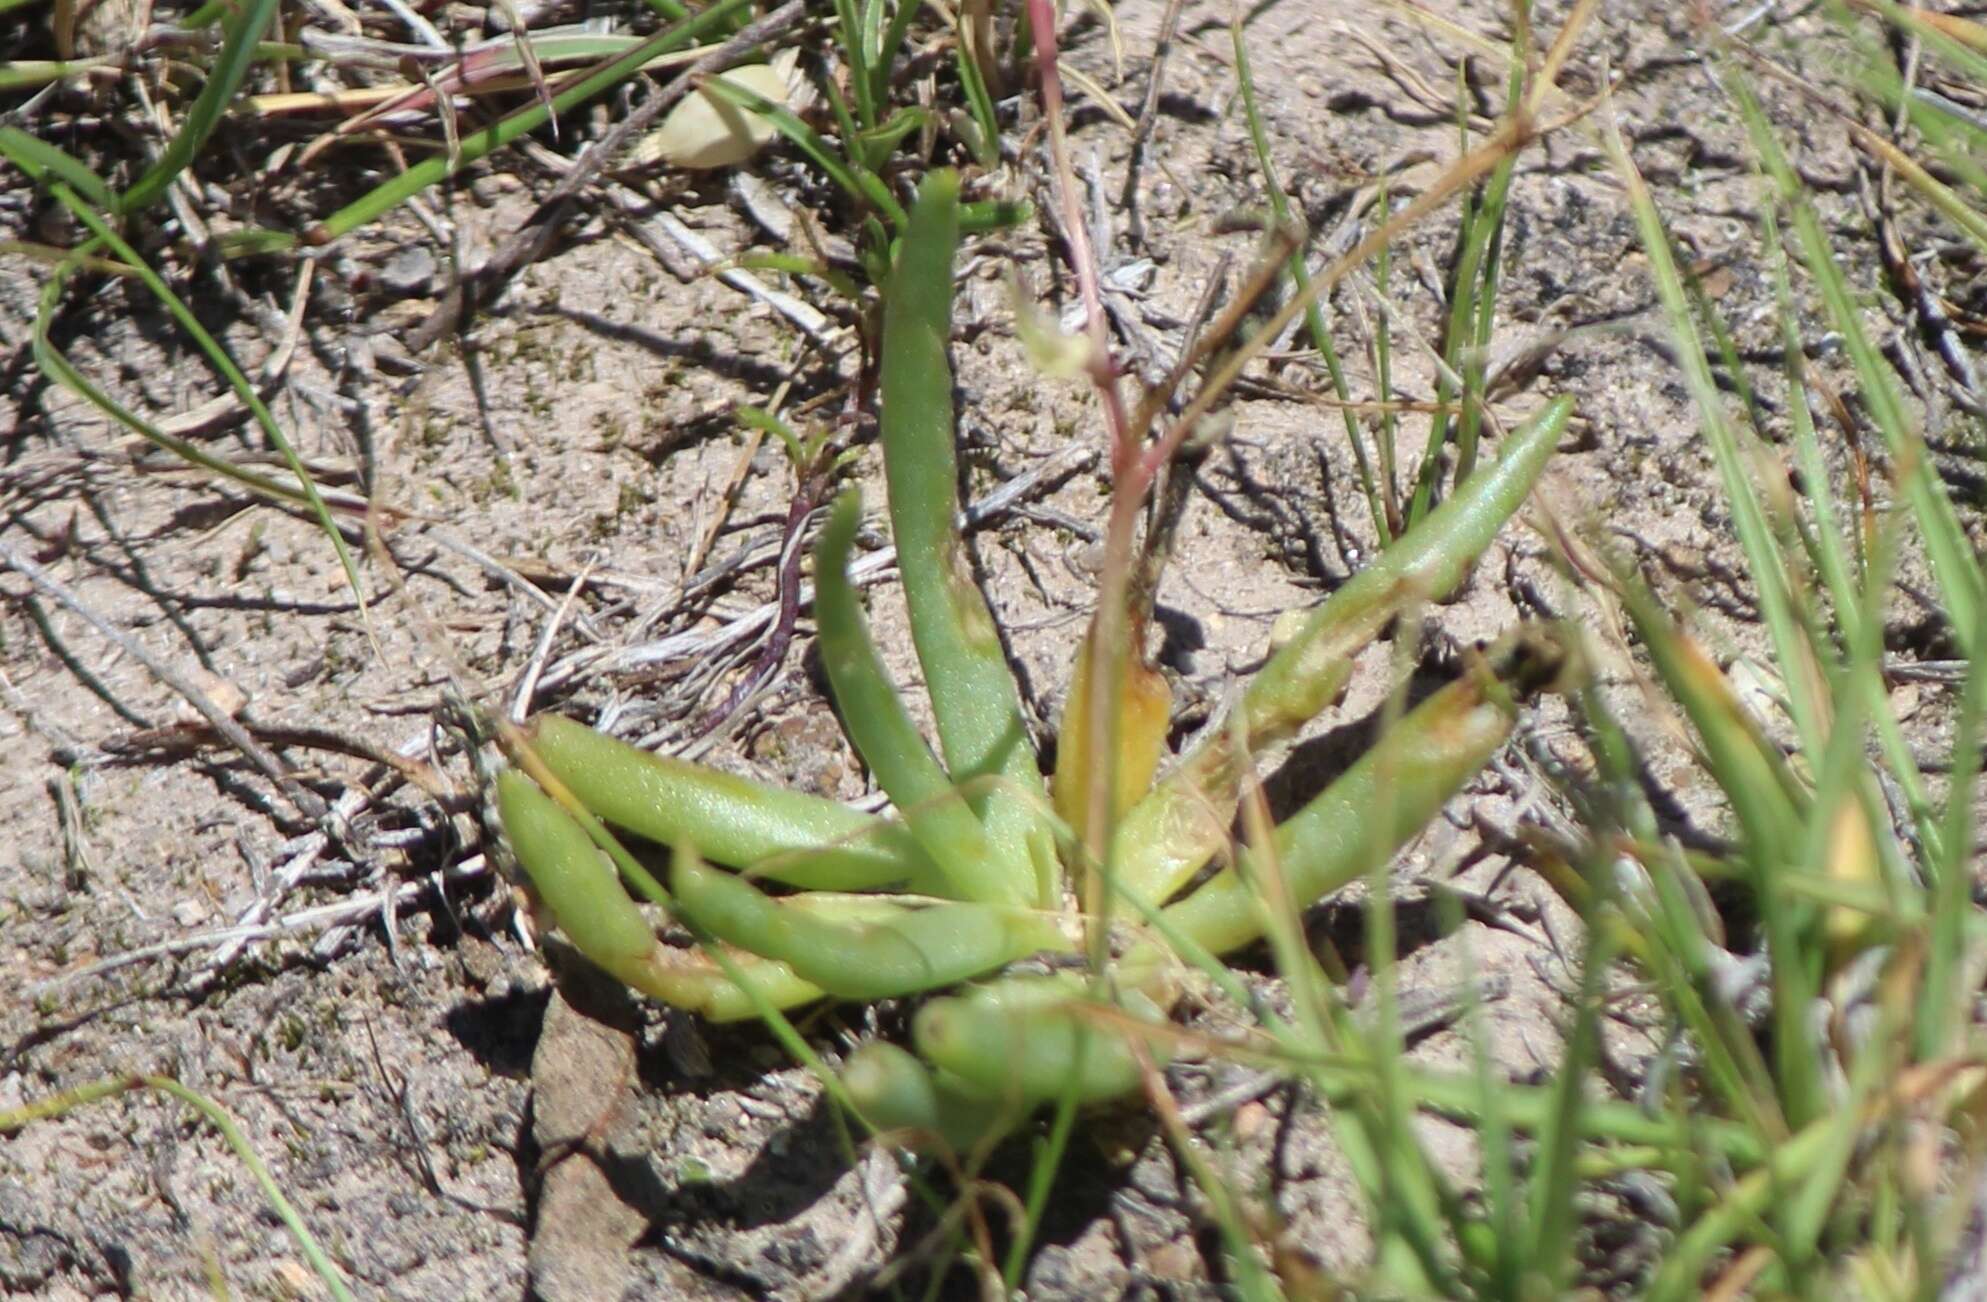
[1158,628,1571,957]
[880,170,1054,900]
[671,855,1066,999]
[522,713,940,892]
[814,492,1030,904]
[497,768,825,1018]
[911,974,1172,1105]
[1113,394,1572,907]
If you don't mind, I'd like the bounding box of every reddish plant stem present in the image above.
[1023,0,1152,953]
[1023,0,1136,485]
[693,461,831,739]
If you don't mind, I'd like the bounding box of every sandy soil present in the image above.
[1,0,1968,1295]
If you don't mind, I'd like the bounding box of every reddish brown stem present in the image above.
[1023,0,1134,480]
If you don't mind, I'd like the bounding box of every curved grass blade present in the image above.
[1231,18,1386,544]
[1641,1108,1846,1302]
[0,127,113,210]
[1724,70,1984,654]
[1,1075,357,1302]
[854,105,927,159]
[119,0,281,215]
[29,256,347,513]
[953,39,1003,169]
[697,73,905,227]
[872,0,922,106]
[298,0,759,249]
[1922,617,1987,1059]
[1761,199,1940,859]
[1521,848,1618,1291]
[1614,575,1828,1132]
[56,190,374,641]
[1614,578,1805,862]
[830,0,876,129]
[1608,108,1831,765]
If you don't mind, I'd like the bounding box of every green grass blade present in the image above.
[1231,17,1387,543]
[1606,116,1828,764]
[55,190,374,646]
[148,1077,359,1301]
[1841,62,1987,255]
[873,0,923,119]
[1405,91,1517,526]
[0,127,114,210]
[1617,575,1832,1131]
[304,0,757,248]
[1127,813,1782,1179]
[734,403,810,466]
[118,0,281,215]
[1523,860,1617,1289]
[28,253,344,512]
[1002,1081,1085,1286]
[1615,578,1804,863]
[1921,616,1987,1059]
[1345,696,1462,1292]
[1642,1106,1841,1301]
[1763,199,1942,858]
[832,0,877,129]
[952,40,1002,169]
[1728,70,1985,654]
[1762,200,1859,632]
[854,105,927,157]
[2,1075,358,1301]
[1373,178,1402,527]
[698,73,906,227]
[1458,917,1523,1293]
[1454,73,1521,487]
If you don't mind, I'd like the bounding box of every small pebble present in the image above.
[380,246,438,296]
[1233,1099,1270,1141]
